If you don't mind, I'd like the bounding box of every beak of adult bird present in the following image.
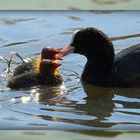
[60,44,75,57]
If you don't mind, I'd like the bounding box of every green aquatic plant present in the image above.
[0,52,25,73]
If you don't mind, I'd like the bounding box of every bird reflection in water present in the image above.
[27,75,140,129]
[31,84,67,105]
[79,84,140,128]
[22,62,140,130]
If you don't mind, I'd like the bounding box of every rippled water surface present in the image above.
[0,11,140,130]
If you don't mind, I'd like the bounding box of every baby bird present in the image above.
[13,47,62,76]
[7,59,63,89]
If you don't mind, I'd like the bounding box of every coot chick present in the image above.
[13,47,62,76]
[61,27,140,87]
[8,59,63,89]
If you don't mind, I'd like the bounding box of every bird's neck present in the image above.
[81,60,113,84]
[53,69,61,76]
[40,68,60,77]
[34,55,41,73]
[39,69,63,86]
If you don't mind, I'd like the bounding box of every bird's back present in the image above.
[114,43,140,86]
[12,57,37,76]
[7,72,40,89]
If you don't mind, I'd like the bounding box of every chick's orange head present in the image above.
[39,59,61,75]
[41,47,62,60]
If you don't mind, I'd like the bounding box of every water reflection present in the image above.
[30,84,140,129]
[83,84,140,99]
[35,97,113,129]
[81,85,140,128]
[73,95,115,128]
[31,85,67,104]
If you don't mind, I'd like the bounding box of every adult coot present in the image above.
[61,27,140,87]
[7,59,63,89]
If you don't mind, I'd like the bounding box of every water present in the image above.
[0,11,140,130]
[0,0,140,10]
[0,130,140,140]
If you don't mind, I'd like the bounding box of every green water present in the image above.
[0,0,140,10]
[0,130,140,140]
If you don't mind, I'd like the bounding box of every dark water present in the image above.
[0,11,140,130]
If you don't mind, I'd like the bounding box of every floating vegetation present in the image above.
[0,52,25,73]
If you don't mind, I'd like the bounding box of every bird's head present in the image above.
[41,47,62,60]
[39,59,61,76]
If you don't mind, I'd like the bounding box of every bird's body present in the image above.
[62,27,140,87]
[113,43,140,87]
[8,59,63,89]
[8,70,63,89]
[12,58,34,76]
